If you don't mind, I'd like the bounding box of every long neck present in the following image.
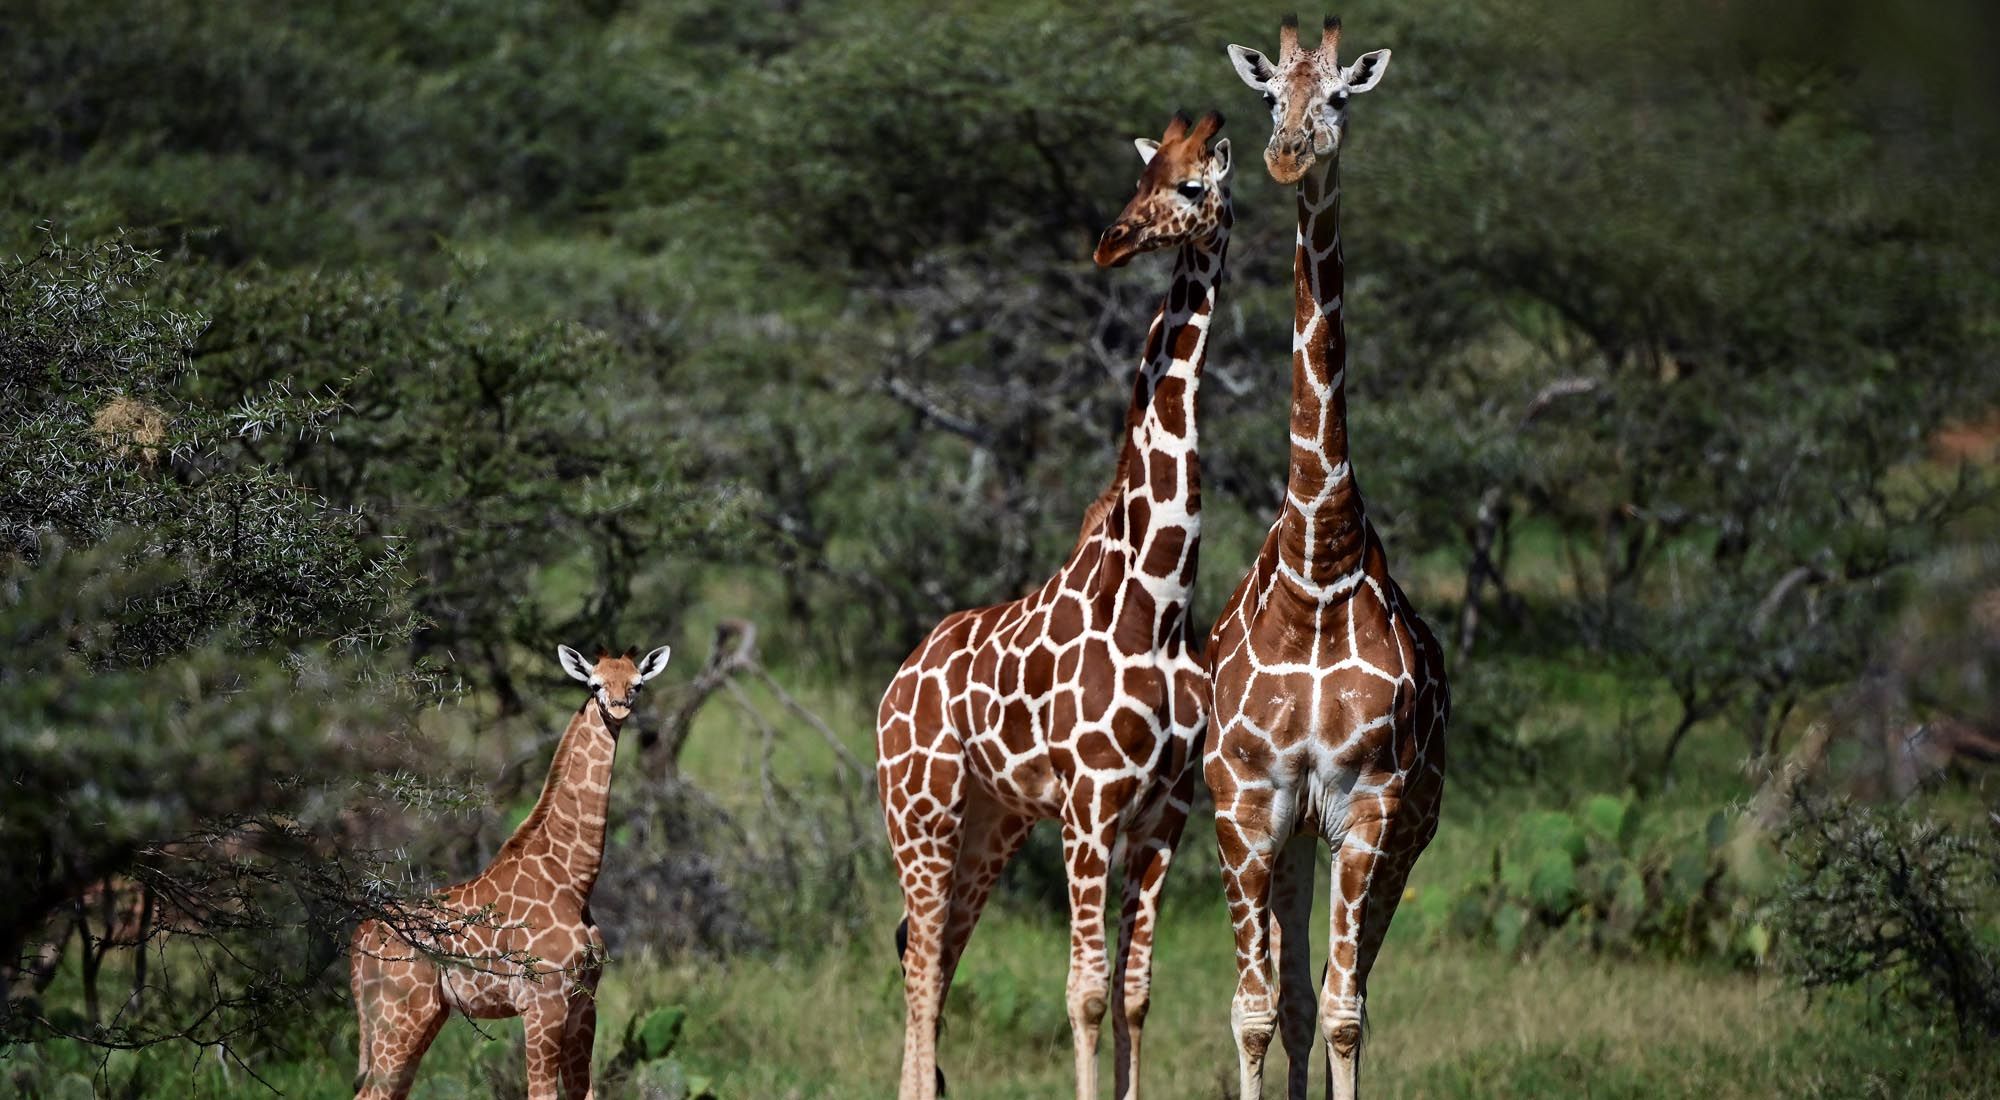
[1100,212,1230,633]
[1277,155,1368,587]
[497,699,620,899]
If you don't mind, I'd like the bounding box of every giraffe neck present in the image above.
[1101,214,1230,624]
[496,699,621,900]
[1277,155,1369,587]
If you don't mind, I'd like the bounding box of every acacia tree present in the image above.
[0,239,470,1061]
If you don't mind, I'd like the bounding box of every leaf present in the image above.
[1581,794,1629,848]
[1528,849,1580,915]
[1493,903,1532,955]
[634,1004,689,1061]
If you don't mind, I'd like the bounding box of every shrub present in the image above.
[1778,798,2000,1046]
[1438,794,1775,964]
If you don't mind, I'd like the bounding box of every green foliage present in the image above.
[1446,795,1774,964]
[628,1004,690,1062]
[173,261,750,704]
[1779,799,2000,1046]
[603,1004,716,1100]
[0,536,430,1051]
[0,236,410,659]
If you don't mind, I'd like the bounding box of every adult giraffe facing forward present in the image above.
[876,112,1233,1100]
[351,644,670,1100]
[1205,16,1448,1100]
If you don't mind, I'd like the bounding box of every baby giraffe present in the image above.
[351,643,671,1100]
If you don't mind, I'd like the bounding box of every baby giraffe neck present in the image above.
[501,699,621,899]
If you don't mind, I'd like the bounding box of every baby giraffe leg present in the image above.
[561,975,600,1100]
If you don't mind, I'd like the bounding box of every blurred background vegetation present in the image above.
[2,0,1998,1096]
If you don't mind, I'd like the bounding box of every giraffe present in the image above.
[875,111,1233,1100]
[1204,16,1447,1100]
[350,643,671,1100]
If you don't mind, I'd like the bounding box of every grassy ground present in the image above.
[11,558,1998,1099]
[16,888,1989,1100]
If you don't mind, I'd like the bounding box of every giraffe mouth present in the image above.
[1265,145,1315,185]
[1093,223,1145,268]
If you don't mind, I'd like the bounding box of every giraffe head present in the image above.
[557,643,671,724]
[1093,110,1232,269]
[1227,14,1391,185]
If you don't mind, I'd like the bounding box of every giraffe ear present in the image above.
[557,645,594,683]
[634,645,673,683]
[1341,49,1391,94]
[1227,44,1275,89]
[1211,138,1233,178]
[1133,138,1160,165]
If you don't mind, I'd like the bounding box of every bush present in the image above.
[1778,798,2000,1046]
[1437,794,1775,964]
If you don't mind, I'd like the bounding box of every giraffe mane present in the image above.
[1070,445,1133,553]
[495,706,590,859]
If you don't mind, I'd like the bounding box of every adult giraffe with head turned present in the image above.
[1205,15,1448,1100]
[350,643,671,1100]
[876,111,1232,1100]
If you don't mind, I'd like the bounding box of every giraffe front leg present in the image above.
[1061,815,1114,1100]
[351,927,447,1100]
[1322,809,1402,1100]
[1271,833,1318,1100]
[1212,783,1284,1100]
[1109,794,1189,1100]
[523,995,569,1100]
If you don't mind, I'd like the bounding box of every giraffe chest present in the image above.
[957,637,1206,818]
[1205,553,1449,839]
[428,885,600,1017]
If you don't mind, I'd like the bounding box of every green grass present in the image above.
[20,895,1986,1100]
[10,629,1994,1099]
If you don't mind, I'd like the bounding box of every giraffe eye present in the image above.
[1262,91,1277,108]
[1177,181,1206,200]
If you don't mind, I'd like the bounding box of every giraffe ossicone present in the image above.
[1206,18,1447,1100]
[350,643,669,1100]
[877,110,1232,1100]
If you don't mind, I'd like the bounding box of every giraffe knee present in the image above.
[1328,1019,1363,1058]
[1123,987,1150,1029]
[1069,981,1109,1029]
[1232,997,1278,1059]
[1079,990,1108,1026]
[1323,1003,1364,1059]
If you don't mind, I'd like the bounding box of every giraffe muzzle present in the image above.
[1094,222,1146,268]
[1265,136,1317,186]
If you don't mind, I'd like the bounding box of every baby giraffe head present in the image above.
[1227,14,1391,185]
[1093,110,1232,269]
[557,643,671,724]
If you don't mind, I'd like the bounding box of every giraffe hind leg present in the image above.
[1110,793,1193,1100]
[893,913,949,1097]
